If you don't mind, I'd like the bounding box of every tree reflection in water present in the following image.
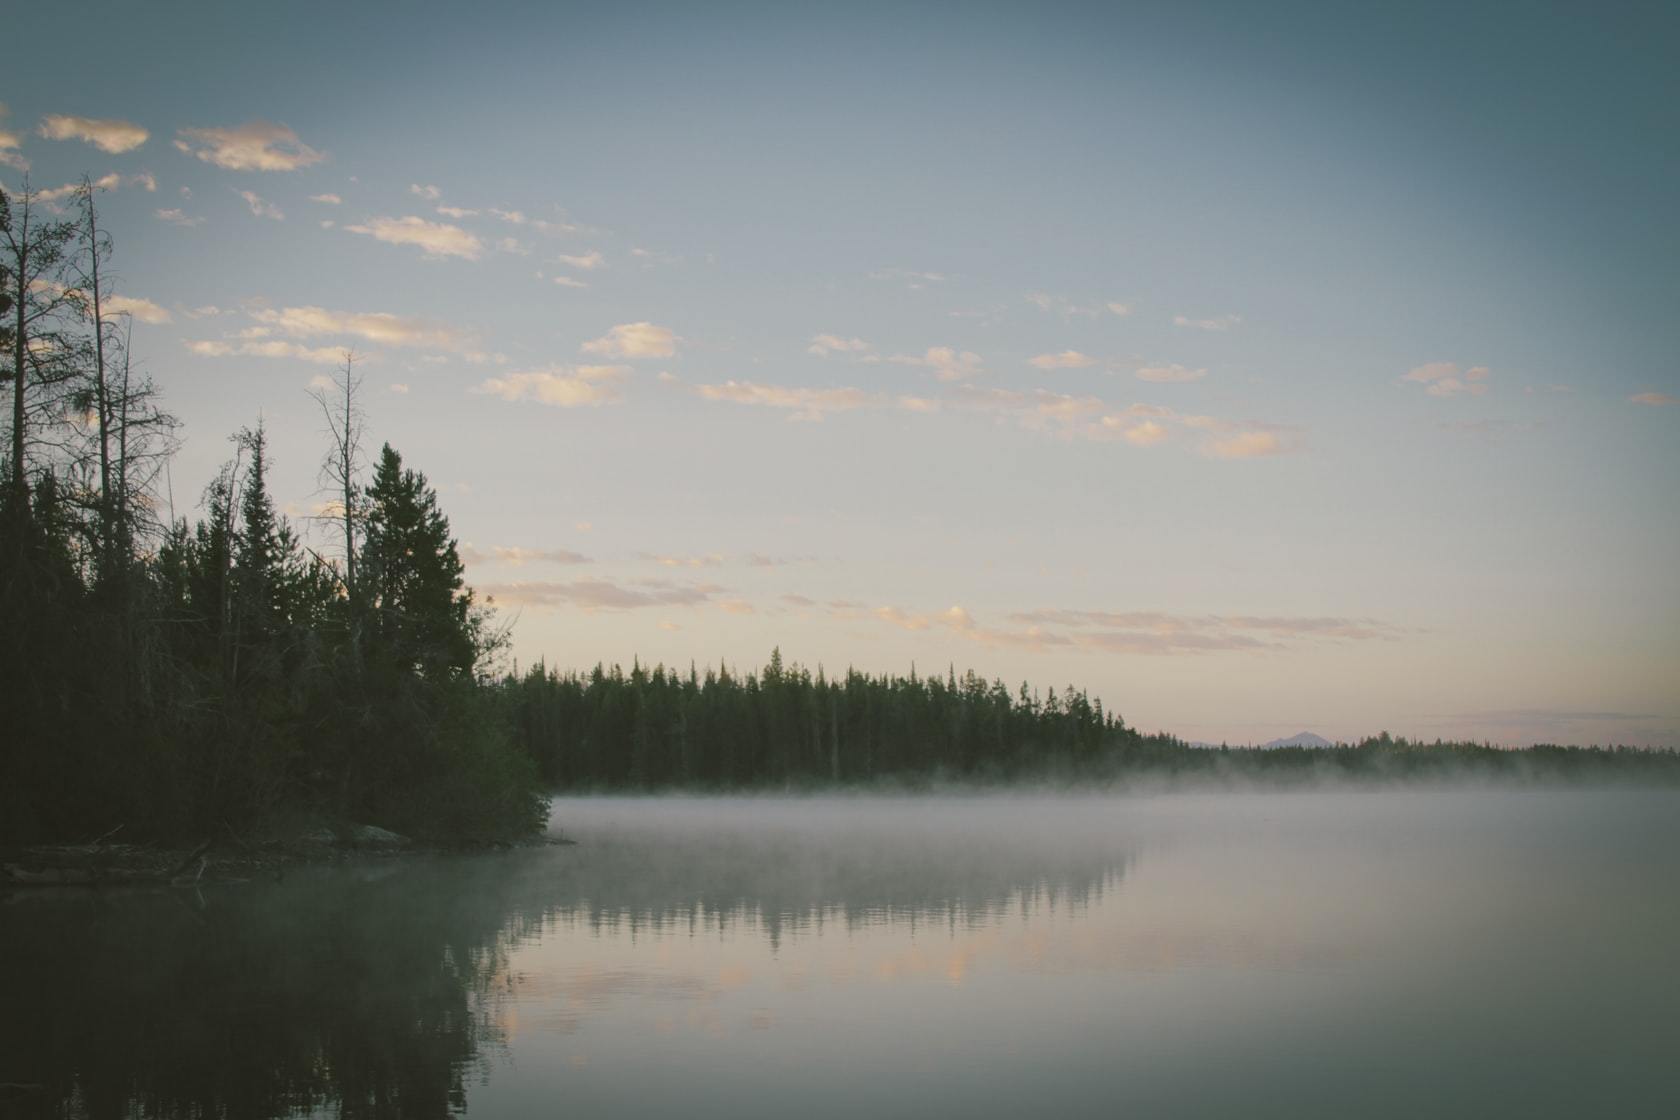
[1,803,1134,1119]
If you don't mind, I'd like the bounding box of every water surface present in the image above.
[5,790,1677,1118]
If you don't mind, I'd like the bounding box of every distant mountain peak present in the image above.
[1258,731,1336,749]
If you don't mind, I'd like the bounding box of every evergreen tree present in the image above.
[361,443,476,677]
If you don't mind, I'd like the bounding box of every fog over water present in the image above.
[6,789,1678,1118]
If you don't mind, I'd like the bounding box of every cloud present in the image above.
[1173,313,1241,331]
[1136,363,1207,383]
[479,578,718,611]
[1402,362,1491,398]
[1026,292,1126,319]
[582,321,676,359]
[867,606,1411,657]
[175,121,324,171]
[0,105,26,170]
[808,334,872,357]
[948,383,1279,455]
[630,246,681,265]
[718,599,756,615]
[694,380,877,422]
[1119,419,1169,446]
[890,346,983,382]
[553,276,589,288]
[248,305,468,352]
[131,171,157,192]
[475,365,628,407]
[33,173,122,204]
[498,237,530,255]
[557,250,604,270]
[185,338,347,364]
[345,215,482,260]
[309,193,342,205]
[1630,391,1676,407]
[1029,350,1097,370]
[389,382,409,394]
[38,114,149,153]
[645,553,725,568]
[871,267,945,289]
[102,295,171,324]
[489,546,592,566]
[1205,430,1286,459]
[436,204,477,218]
[237,189,283,220]
[410,183,441,201]
[490,207,526,224]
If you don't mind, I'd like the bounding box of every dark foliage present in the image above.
[2,181,544,846]
[501,652,1680,791]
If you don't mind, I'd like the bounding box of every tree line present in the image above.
[498,654,1680,790]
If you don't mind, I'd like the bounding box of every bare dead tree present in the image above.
[309,349,365,602]
[108,318,179,553]
[73,176,117,570]
[1,181,82,521]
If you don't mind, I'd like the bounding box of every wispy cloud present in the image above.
[582,321,676,359]
[644,553,726,568]
[1028,350,1097,370]
[309,192,342,205]
[871,267,946,290]
[890,346,982,382]
[102,295,171,324]
[247,305,470,353]
[237,189,283,220]
[1120,419,1169,446]
[155,207,203,226]
[1402,361,1490,398]
[34,173,122,204]
[693,380,877,422]
[346,215,482,260]
[1025,292,1128,319]
[808,334,872,358]
[1203,429,1288,459]
[856,604,1402,657]
[1173,313,1241,331]
[557,250,604,270]
[1135,363,1207,383]
[480,578,719,611]
[39,114,148,153]
[475,365,628,407]
[472,545,592,566]
[0,104,26,170]
[175,121,324,171]
[1630,391,1676,407]
[185,338,347,364]
[410,183,441,201]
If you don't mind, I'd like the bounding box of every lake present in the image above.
[4,789,1677,1118]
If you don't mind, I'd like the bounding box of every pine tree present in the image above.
[361,443,475,677]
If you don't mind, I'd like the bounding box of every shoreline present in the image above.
[1,830,573,890]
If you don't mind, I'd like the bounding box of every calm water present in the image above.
[4,790,1678,1118]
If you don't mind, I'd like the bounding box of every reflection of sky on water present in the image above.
[473,793,1680,1120]
[6,791,1679,1119]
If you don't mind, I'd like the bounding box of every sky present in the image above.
[5,0,1677,747]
